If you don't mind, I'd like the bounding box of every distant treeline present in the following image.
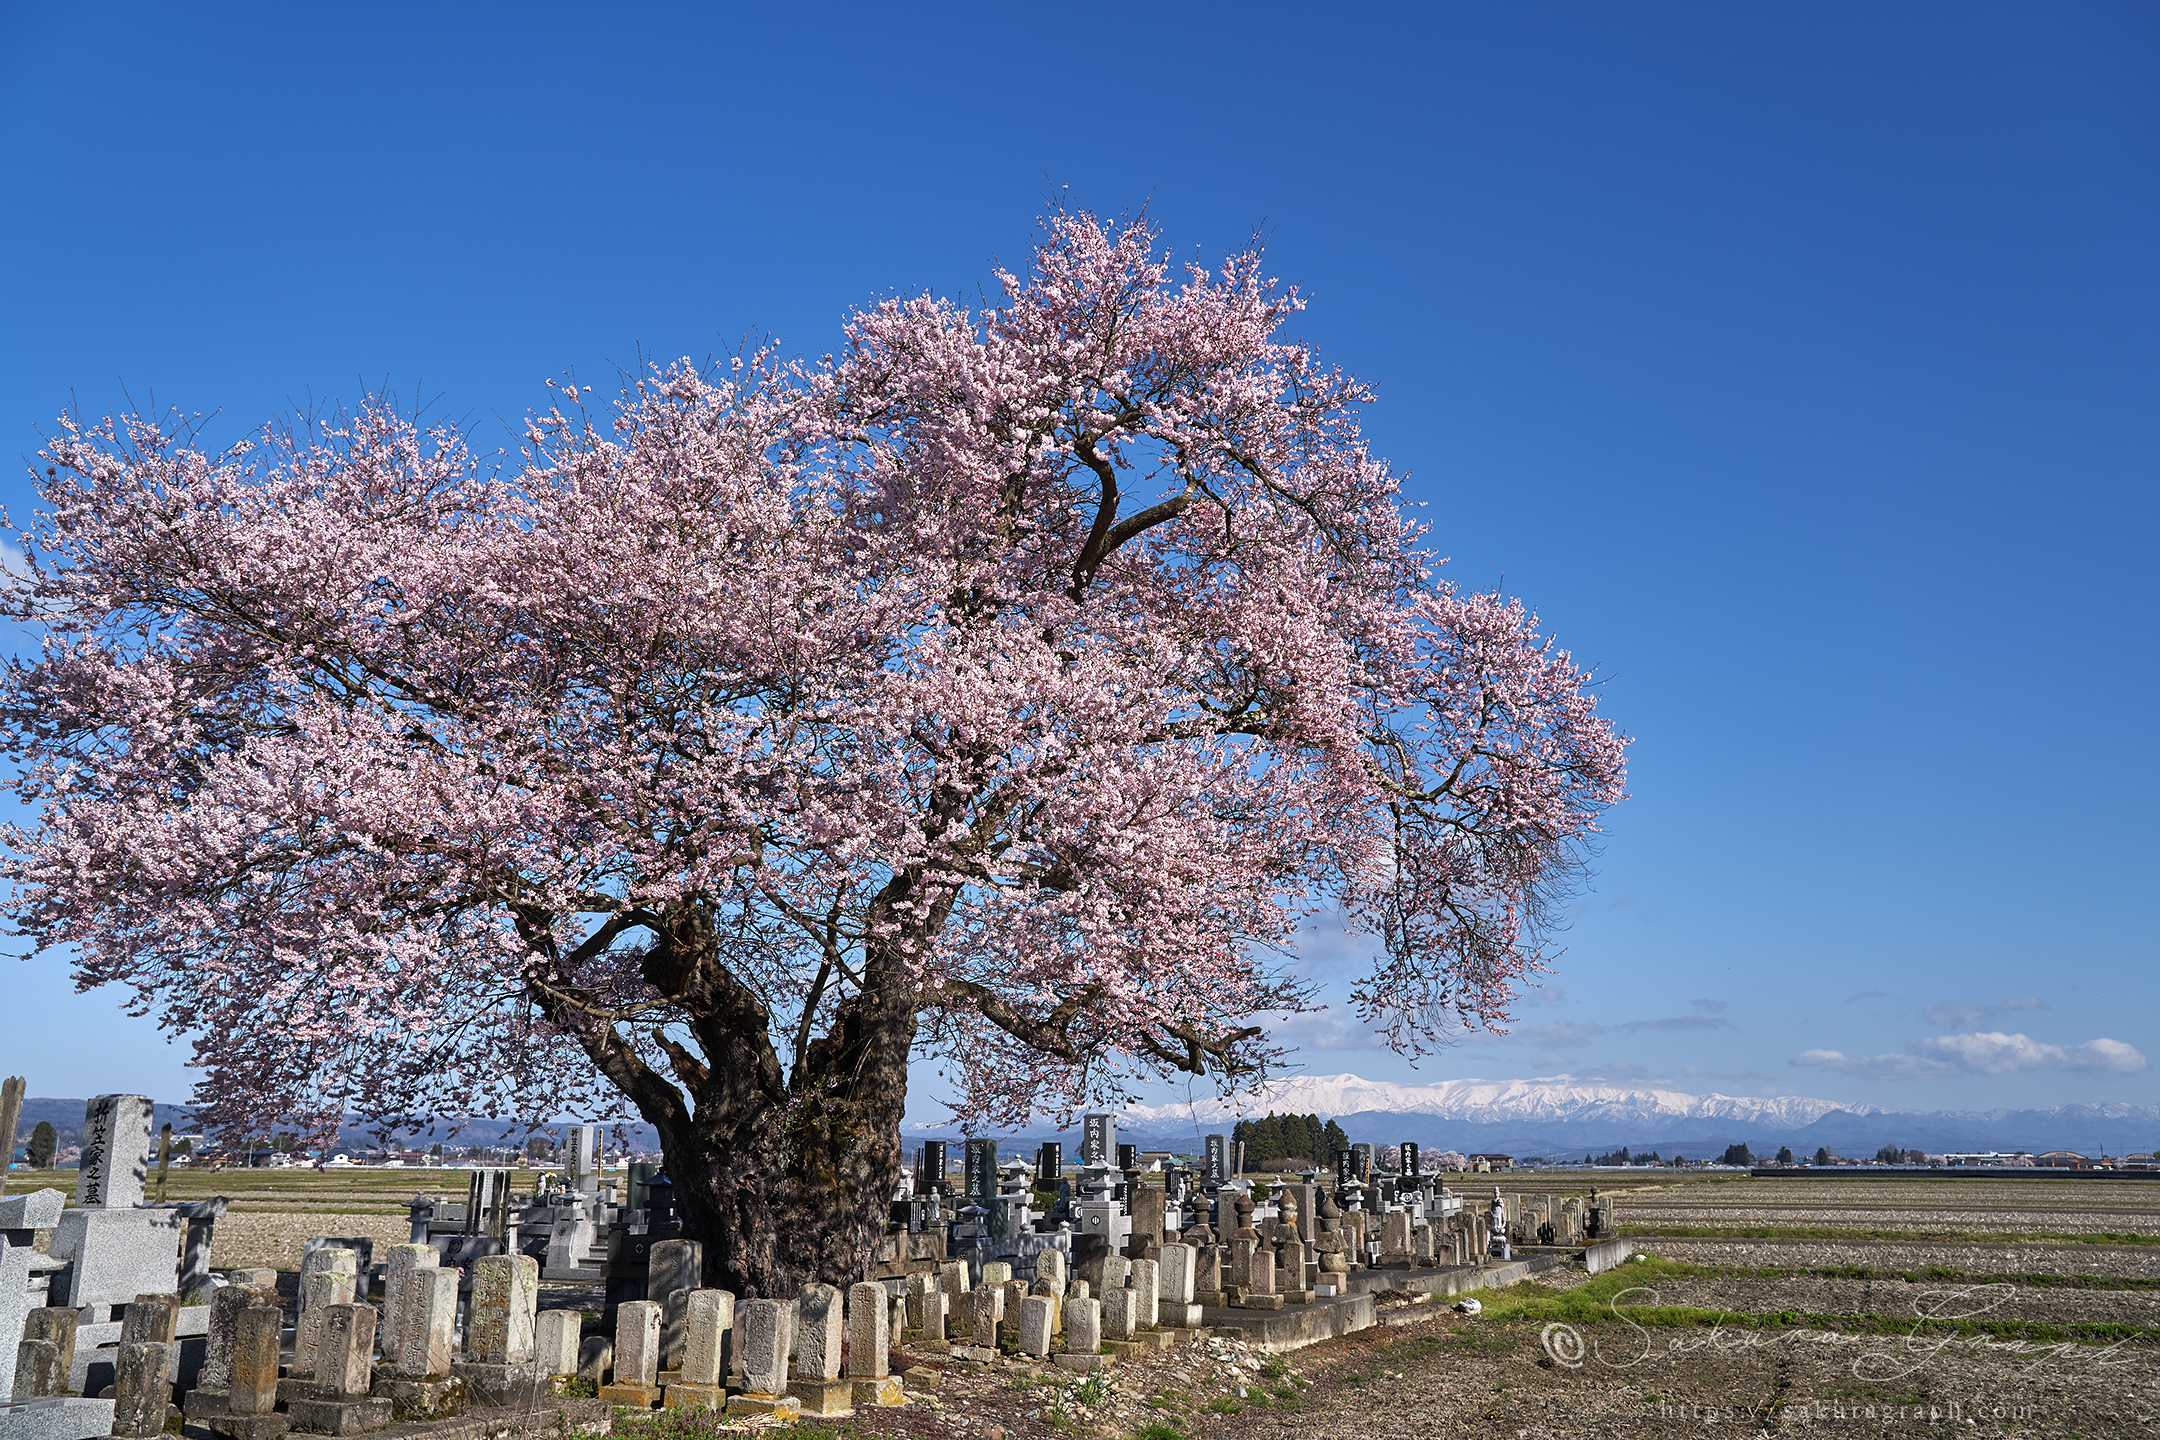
[1231,1112,1351,1170]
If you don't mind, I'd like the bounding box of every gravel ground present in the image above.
[1648,1237,2160,1280]
[648,1297,2160,1440]
[1612,1180,2160,1236]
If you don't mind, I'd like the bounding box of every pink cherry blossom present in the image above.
[0,210,1626,1291]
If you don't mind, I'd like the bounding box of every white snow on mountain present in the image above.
[1115,1073,1870,1130]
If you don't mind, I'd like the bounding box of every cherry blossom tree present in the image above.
[1,212,1626,1295]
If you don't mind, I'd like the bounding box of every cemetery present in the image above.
[2,1095,1637,1440]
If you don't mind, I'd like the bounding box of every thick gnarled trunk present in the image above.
[642,946,920,1298]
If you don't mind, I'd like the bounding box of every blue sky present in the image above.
[2,4,2153,1119]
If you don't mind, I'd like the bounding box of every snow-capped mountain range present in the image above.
[905,1072,2160,1157]
[1116,1074,1862,1132]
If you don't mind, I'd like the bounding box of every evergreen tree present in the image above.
[1719,1142,1752,1166]
[1256,1114,1285,1166]
[26,1120,56,1168]
[1776,1146,1794,1164]
[1814,1146,1832,1166]
[1323,1118,1350,1160]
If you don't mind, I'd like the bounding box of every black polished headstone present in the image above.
[1401,1142,1421,1178]
[1036,1142,1062,1189]
[1204,1134,1227,1186]
[1081,1113,1113,1166]
[919,1140,950,1195]
[964,1139,996,1200]
[1351,1142,1373,1182]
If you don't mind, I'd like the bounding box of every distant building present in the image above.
[1468,1153,1514,1171]
[2033,1150,2093,1169]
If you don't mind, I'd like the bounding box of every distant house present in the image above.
[1468,1153,1514,1171]
[2033,1150,2093,1169]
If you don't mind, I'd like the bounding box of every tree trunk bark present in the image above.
[656,950,920,1298]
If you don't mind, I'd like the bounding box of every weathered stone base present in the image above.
[285,1395,393,1436]
[276,1378,332,1406]
[1193,1290,1226,1308]
[904,1335,950,1355]
[851,1377,905,1407]
[1053,1354,1106,1373]
[207,1413,291,1440]
[596,1382,661,1408]
[1099,1340,1138,1359]
[183,1388,232,1422]
[1281,1289,1315,1306]
[661,1382,726,1412]
[900,1367,942,1390]
[946,1344,998,1363]
[1234,1294,1285,1310]
[787,1378,854,1416]
[724,1392,801,1419]
[368,1375,467,1423]
[451,1361,547,1410]
[1164,1302,1204,1328]
[1132,1330,1176,1351]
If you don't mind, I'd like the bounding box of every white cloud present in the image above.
[1623,1015,1734,1032]
[1791,1049,1952,1082]
[1793,1031,2148,1080]
[1911,1031,2147,1075]
[1688,998,1729,1014]
[1263,1009,1388,1053]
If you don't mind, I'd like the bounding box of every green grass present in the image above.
[1457,1257,2156,1347]
[1131,1423,1186,1440]
[1204,1397,1244,1415]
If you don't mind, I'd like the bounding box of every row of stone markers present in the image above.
[571,1238,906,1421]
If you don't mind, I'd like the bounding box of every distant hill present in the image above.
[19,1073,2154,1166]
[907,1073,2160,1159]
[1082,1073,2160,1158]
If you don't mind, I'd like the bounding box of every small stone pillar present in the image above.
[598,1300,662,1408]
[1016,1296,1053,1358]
[1062,1296,1101,1360]
[108,1340,172,1439]
[663,1290,732,1412]
[536,1310,581,1378]
[847,1282,902,1406]
[208,1306,288,1440]
[724,1300,801,1420]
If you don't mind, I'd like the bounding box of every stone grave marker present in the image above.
[598,1300,661,1408]
[535,1311,581,1379]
